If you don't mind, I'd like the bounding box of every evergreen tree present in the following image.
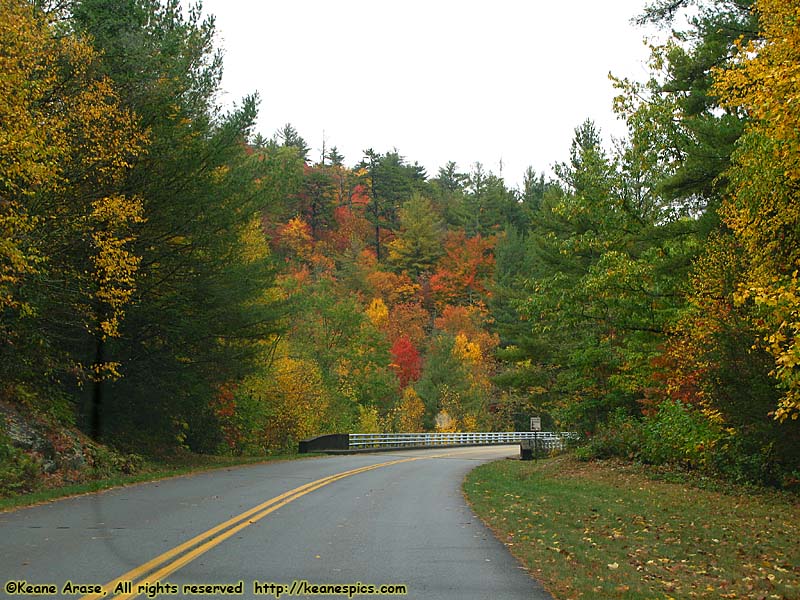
[386,195,445,277]
[623,0,759,207]
[274,122,310,163]
[463,163,523,235]
[325,145,345,167]
[0,0,146,423]
[358,149,427,261]
[427,161,469,227]
[71,0,289,447]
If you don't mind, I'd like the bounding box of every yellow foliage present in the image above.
[239,216,270,264]
[461,414,479,432]
[0,0,146,345]
[452,333,482,365]
[386,237,411,267]
[365,297,389,328]
[356,404,382,433]
[741,275,800,421]
[90,196,144,338]
[278,216,313,261]
[435,410,458,433]
[395,387,425,432]
[252,354,329,448]
[713,0,800,420]
[435,385,462,432]
[714,0,800,180]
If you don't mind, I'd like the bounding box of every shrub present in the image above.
[86,444,144,479]
[575,409,645,461]
[0,433,42,497]
[639,400,722,469]
[709,435,787,487]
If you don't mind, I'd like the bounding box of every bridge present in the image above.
[298,431,579,453]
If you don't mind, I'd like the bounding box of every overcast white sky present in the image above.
[198,0,657,189]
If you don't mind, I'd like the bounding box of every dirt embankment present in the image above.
[0,401,141,497]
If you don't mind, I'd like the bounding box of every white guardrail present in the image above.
[348,431,579,451]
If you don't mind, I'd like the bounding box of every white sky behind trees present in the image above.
[198,0,658,189]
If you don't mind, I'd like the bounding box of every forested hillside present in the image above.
[1,0,798,488]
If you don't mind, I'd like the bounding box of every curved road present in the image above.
[0,446,552,599]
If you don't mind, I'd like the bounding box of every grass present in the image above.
[0,452,318,513]
[464,454,800,600]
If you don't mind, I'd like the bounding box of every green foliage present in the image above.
[0,432,42,497]
[512,119,688,432]
[358,149,427,260]
[574,410,646,461]
[415,334,464,427]
[2,0,795,491]
[273,123,310,162]
[575,400,798,487]
[66,0,288,447]
[638,400,722,469]
[461,163,523,235]
[387,194,444,276]
[86,444,144,478]
[709,435,789,488]
[627,0,758,204]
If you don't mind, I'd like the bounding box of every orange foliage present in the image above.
[367,269,421,306]
[309,249,336,277]
[435,304,499,355]
[646,339,709,416]
[645,236,745,420]
[276,216,313,261]
[429,231,495,309]
[329,205,371,251]
[350,183,371,206]
[211,384,241,450]
[386,302,429,347]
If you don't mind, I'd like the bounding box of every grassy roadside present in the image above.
[464,454,799,600]
[0,452,318,513]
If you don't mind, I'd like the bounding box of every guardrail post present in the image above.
[519,439,533,460]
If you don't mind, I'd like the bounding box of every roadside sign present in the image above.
[530,416,541,431]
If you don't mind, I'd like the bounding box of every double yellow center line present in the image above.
[81,452,454,600]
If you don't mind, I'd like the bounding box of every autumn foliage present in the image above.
[390,335,422,388]
[429,232,496,309]
[2,0,798,491]
[713,0,800,422]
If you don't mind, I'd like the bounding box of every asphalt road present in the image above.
[0,446,552,600]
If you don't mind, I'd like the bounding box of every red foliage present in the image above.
[350,184,371,206]
[390,335,422,388]
[211,384,241,450]
[328,205,371,251]
[643,337,709,416]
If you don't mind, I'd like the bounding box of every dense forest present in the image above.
[1,0,798,487]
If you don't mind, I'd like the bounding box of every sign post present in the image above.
[530,417,542,460]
